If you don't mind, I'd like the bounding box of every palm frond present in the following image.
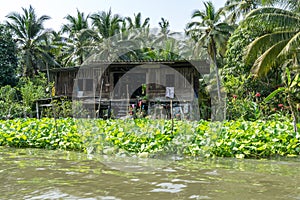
[191,10,206,20]
[251,40,288,77]
[279,31,300,56]
[246,7,293,18]
[245,31,297,65]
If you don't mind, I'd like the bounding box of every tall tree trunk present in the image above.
[210,38,224,121]
[211,39,222,102]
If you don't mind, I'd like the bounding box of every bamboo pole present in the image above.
[97,79,103,118]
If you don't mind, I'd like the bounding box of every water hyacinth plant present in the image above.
[0,118,299,159]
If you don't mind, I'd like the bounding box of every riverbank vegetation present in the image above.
[0,0,299,158]
[0,118,299,158]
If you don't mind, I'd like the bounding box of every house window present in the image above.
[76,79,93,91]
[166,74,175,87]
[77,79,83,91]
[85,79,93,91]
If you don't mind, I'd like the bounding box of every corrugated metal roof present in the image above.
[82,59,188,64]
[47,59,210,73]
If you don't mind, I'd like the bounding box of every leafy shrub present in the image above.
[0,24,18,87]
[42,98,73,118]
[0,85,29,119]
[18,76,47,115]
[0,74,49,119]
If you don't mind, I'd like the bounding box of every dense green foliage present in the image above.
[222,5,299,123]
[0,118,299,158]
[0,118,82,150]
[1,2,298,123]
[223,25,268,95]
[0,86,25,119]
[0,76,48,119]
[6,6,57,77]
[0,24,18,86]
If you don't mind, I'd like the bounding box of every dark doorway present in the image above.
[131,73,146,98]
[113,72,146,99]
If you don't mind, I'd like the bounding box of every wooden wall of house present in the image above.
[54,70,77,96]
[82,64,199,101]
[53,62,203,101]
[146,66,198,101]
[73,66,109,98]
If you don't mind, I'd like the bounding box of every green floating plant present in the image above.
[0,118,299,158]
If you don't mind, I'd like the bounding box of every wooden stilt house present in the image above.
[41,60,209,119]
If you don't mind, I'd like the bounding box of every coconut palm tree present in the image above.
[48,30,66,67]
[61,30,94,66]
[244,7,299,76]
[60,9,93,66]
[223,0,299,24]
[186,1,234,102]
[244,7,299,131]
[223,0,262,24]
[125,12,150,30]
[6,5,56,77]
[90,9,123,39]
[62,9,90,37]
[262,0,300,12]
[158,17,170,35]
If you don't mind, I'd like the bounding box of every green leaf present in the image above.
[286,67,291,86]
[263,87,285,102]
[21,135,27,140]
[290,73,299,88]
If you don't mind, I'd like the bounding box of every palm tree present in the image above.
[6,5,55,77]
[224,0,299,24]
[125,12,150,30]
[244,7,299,76]
[61,30,94,66]
[48,30,66,67]
[61,9,93,66]
[62,9,90,37]
[158,17,170,35]
[186,1,234,102]
[262,0,300,12]
[90,9,123,39]
[244,7,299,131]
[223,0,262,24]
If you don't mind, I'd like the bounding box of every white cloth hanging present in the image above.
[165,87,174,99]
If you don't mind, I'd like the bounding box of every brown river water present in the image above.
[0,147,300,200]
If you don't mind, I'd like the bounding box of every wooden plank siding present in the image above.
[50,61,206,99]
[46,60,208,119]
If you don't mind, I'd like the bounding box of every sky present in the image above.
[0,0,227,32]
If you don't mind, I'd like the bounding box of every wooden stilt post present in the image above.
[36,101,39,119]
[97,79,103,118]
[171,99,174,134]
[126,84,129,116]
[170,99,173,119]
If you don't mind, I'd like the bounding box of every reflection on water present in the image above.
[0,146,300,200]
[151,182,187,193]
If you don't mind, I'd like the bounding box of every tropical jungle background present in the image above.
[0,0,299,127]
